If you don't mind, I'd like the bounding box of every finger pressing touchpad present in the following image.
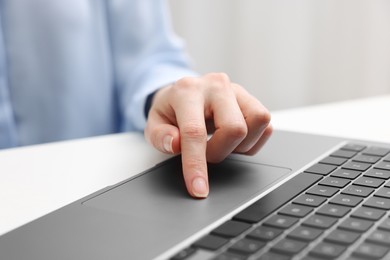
[83,156,290,224]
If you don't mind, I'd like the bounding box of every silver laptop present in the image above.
[1,130,390,260]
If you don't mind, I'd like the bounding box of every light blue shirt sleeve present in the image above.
[0,0,197,149]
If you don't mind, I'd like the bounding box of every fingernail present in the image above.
[192,177,209,198]
[163,135,173,153]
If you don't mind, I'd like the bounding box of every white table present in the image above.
[1,94,389,235]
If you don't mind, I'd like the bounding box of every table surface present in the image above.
[1,94,389,235]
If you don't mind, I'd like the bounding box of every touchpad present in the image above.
[83,156,290,225]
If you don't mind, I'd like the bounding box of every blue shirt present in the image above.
[0,0,196,149]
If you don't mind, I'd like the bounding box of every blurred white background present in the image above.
[168,0,390,110]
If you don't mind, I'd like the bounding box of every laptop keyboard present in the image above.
[171,143,390,260]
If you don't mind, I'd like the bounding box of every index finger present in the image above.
[172,85,209,198]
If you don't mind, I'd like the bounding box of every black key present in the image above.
[339,217,373,232]
[364,197,390,210]
[256,252,291,260]
[213,252,246,260]
[234,173,322,223]
[341,143,366,152]
[363,146,390,157]
[364,168,390,179]
[303,215,337,229]
[353,176,384,188]
[263,215,298,229]
[319,156,347,166]
[367,230,390,246]
[171,248,196,260]
[278,204,313,218]
[331,149,357,159]
[375,187,390,198]
[309,242,346,259]
[342,185,374,197]
[353,154,381,164]
[342,161,371,172]
[193,234,229,251]
[319,177,350,188]
[330,194,363,207]
[293,194,326,207]
[375,161,390,171]
[351,206,385,221]
[352,242,389,259]
[271,238,307,255]
[316,204,351,218]
[247,226,283,241]
[229,238,265,255]
[287,226,323,241]
[379,217,390,231]
[212,220,252,238]
[305,163,336,176]
[324,229,360,245]
[331,169,361,179]
[306,185,338,197]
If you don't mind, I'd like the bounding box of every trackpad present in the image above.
[83,156,290,226]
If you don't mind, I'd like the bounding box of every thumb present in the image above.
[145,120,181,155]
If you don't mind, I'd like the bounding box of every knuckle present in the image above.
[174,77,197,90]
[224,122,248,139]
[181,123,207,141]
[206,73,231,88]
[248,109,272,128]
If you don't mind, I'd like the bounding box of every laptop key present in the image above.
[352,242,390,259]
[331,169,361,179]
[234,173,321,223]
[351,206,385,221]
[362,146,390,157]
[228,238,265,255]
[375,187,390,198]
[353,154,381,164]
[271,238,307,255]
[293,194,326,207]
[324,229,360,245]
[329,194,363,207]
[316,204,351,218]
[364,168,390,179]
[330,149,357,159]
[287,226,323,241]
[319,156,347,166]
[339,217,373,232]
[247,226,283,241]
[193,234,229,251]
[302,215,337,229]
[375,161,390,171]
[211,220,252,238]
[263,215,298,229]
[366,229,390,246]
[342,161,371,172]
[304,163,337,176]
[363,197,390,210]
[278,204,313,218]
[341,143,366,152]
[306,185,338,197]
[342,185,374,197]
[319,176,350,188]
[309,242,346,259]
[353,176,384,188]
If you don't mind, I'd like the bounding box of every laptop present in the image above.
[1,130,390,260]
